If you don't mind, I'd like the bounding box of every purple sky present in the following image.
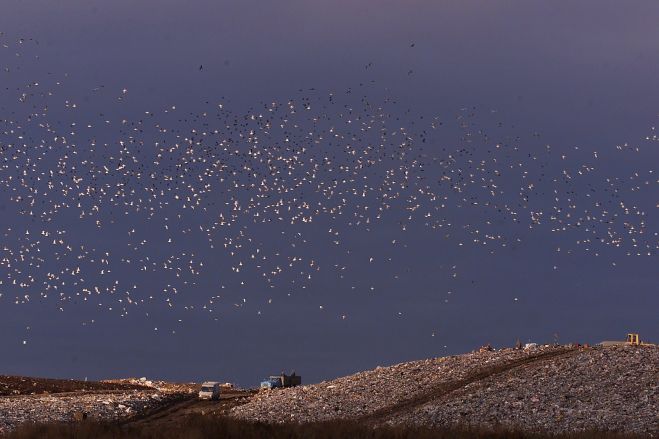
[0,1,657,386]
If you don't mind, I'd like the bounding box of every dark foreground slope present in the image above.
[3,416,649,439]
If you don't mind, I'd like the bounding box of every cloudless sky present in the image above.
[0,1,657,386]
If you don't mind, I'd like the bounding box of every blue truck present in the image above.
[260,372,301,390]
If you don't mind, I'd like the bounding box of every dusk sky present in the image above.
[0,1,657,387]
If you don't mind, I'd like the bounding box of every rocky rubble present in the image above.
[102,377,199,394]
[395,345,658,436]
[232,345,658,436]
[0,375,147,396]
[231,345,565,423]
[0,390,173,434]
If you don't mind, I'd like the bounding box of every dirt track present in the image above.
[360,347,579,424]
[0,373,255,433]
[123,390,256,430]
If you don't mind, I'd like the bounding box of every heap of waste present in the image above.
[232,345,658,436]
[0,390,171,433]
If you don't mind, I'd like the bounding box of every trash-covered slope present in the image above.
[0,391,176,433]
[394,346,658,436]
[232,345,658,436]
[231,345,569,423]
[0,375,148,396]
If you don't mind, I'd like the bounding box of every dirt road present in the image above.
[123,390,256,429]
[360,347,580,424]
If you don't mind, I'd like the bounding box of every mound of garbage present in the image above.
[232,345,658,436]
[102,377,199,394]
[0,390,175,434]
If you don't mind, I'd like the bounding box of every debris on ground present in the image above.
[232,345,658,436]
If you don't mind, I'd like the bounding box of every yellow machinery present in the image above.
[625,333,656,347]
[600,333,655,347]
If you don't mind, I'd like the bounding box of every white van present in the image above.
[198,381,221,400]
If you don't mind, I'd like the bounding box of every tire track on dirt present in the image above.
[123,395,198,427]
[122,391,256,429]
[360,347,581,425]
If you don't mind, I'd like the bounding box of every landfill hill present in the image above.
[0,375,180,434]
[0,375,149,396]
[232,344,658,436]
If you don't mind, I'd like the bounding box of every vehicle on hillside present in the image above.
[198,381,221,400]
[600,333,656,347]
[260,372,301,390]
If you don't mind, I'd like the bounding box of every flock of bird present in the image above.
[0,35,656,334]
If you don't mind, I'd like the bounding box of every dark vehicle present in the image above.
[260,372,301,389]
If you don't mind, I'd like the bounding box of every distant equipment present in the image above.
[198,381,221,400]
[478,343,494,352]
[260,372,301,390]
[627,333,640,345]
[600,333,655,347]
